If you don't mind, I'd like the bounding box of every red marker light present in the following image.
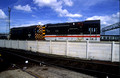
[78,23,83,26]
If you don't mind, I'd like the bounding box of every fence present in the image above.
[0,39,119,62]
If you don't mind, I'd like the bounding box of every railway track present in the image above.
[11,63,42,78]
[0,58,42,78]
[0,47,120,78]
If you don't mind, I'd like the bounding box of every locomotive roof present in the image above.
[11,20,100,29]
[45,20,100,27]
[11,25,38,30]
[46,20,100,25]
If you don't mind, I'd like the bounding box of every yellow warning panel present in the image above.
[42,27,45,29]
[35,25,45,40]
[43,30,45,31]
[0,54,1,56]
[43,33,45,35]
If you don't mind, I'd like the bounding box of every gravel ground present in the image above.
[0,69,35,78]
[0,66,95,78]
[26,66,95,78]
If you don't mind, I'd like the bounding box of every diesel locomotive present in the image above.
[10,20,100,41]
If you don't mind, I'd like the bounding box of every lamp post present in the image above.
[8,7,11,40]
[118,0,120,75]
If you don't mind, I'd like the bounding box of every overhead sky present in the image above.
[0,0,119,34]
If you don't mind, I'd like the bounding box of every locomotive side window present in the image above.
[91,28,93,32]
[89,27,97,33]
[89,28,92,32]
[89,28,90,32]
[94,28,95,32]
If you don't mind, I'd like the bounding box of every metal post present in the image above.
[8,7,11,40]
[119,0,120,75]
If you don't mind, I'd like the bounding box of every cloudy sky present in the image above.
[0,0,119,34]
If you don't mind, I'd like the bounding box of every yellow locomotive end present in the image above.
[35,25,45,40]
